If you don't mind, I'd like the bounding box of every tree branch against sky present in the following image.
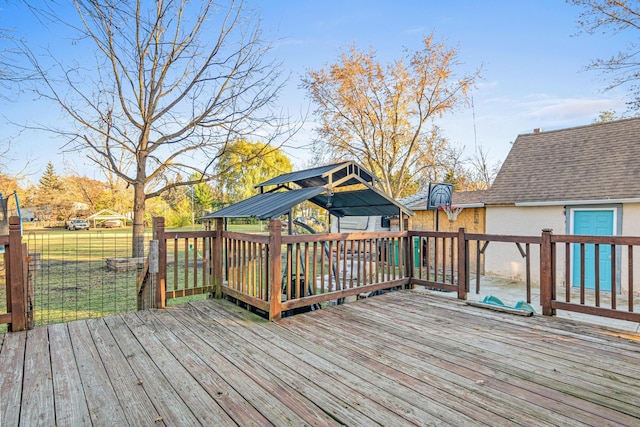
[18,0,295,256]
[302,34,480,199]
[570,0,640,110]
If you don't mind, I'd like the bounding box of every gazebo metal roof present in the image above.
[202,188,326,220]
[201,161,412,221]
[256,161,376,190]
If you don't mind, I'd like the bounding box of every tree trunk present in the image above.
[132,183,146,258]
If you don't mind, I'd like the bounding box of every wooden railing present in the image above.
[542,230,640,322]
[411,230,465,298]
[464,233,541,303]
[220,228,270,313]
[1,216,31,331]
[278,230,412,316]
[139,218,640,324]
[215,221,415,319]
[137,217,216,309]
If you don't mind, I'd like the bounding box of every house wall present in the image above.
[485,205,565,283]
[620,202,640,292]
[622,202,640,236]
[330,215,389,233]
[410,208,485,233]
[486,204,640,293]
[410,207,486,275]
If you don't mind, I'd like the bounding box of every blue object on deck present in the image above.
[480,295,536,314]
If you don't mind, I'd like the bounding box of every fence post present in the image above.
[540,228,555,316]
[457,227,468,300]
[268,219,282,321]
[153,217,166,309]
[8,216,26,331]
[23,243,33,329]
[213,218,224,299]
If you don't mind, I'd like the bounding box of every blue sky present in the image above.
[0,0,633,181]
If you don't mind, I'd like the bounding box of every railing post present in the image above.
[457,227,468,300]
[213,218,224,299]
[153,217,166,309]
[540,228,555,316]
[268,219,282,321]
[8,216,26,331]
[405,232,413,286]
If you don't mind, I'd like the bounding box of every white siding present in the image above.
[622,202,640,236]
[621,202,640,293]
[484,205,565,283]
[330,216,389,233]
[485,203,640,293]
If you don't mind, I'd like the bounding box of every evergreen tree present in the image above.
[39,162,62,191]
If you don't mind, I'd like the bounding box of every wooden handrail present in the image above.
[144,218,640,325]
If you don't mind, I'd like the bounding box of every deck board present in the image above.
[188,300,444,426]
[122,312,237,426]
[0,331,26,427]
[102,314,203,426]
[85,317,163,426]
[2,290,640,426]
[20,326,55,427]
[350,294,638,425]
[284,299,599,426]
[205,298,483,426]
[151,308,322,426]
[66,320,129,426]
[278,305,558,426]
[49,322,92,426]
[167,304,361,426]
[134,310,275,427]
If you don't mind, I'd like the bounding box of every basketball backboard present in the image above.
[426,182,453,210]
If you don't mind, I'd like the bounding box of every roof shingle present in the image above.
[485,118,640,204]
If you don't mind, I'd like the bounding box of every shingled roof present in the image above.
[485,117,640,205]
[400,190,488,210]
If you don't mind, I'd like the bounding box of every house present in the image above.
[18,207,36,222]
[331,187,488,234]
[483,117,640,291]
[401,189,487,233]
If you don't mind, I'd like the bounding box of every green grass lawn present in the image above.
[0,221,315,332]
[3,224,246,332]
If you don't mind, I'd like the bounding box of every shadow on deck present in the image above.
[2,290,640,426]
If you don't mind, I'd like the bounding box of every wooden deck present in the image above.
[2,291,640,426]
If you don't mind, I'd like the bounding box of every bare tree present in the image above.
[20,0,292,256]
[302,34,479,199]
[466,145,500,190]
[570,0,640,110]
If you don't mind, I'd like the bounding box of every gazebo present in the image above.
[201,161,413,229]
[86,209,129,228]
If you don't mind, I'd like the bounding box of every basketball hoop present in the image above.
[439,205,463,221]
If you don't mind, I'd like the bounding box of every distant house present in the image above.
[86,209,130,228]
[19,208,36,222]
[483,117,640,291]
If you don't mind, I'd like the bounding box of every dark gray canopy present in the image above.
[201,161,412,220]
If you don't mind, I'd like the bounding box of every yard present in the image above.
[0,223,263,332]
